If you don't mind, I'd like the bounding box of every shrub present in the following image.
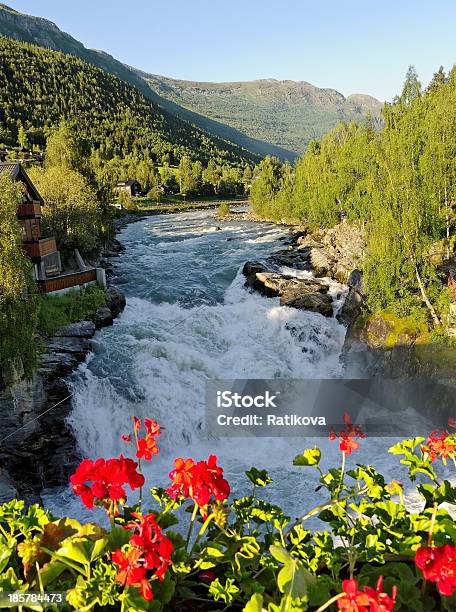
[217,202,230,218]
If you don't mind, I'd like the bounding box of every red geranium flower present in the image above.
[337,579,370,611]
[136,436,159,461]
[415,544,456,596]
[330,413,365,455]
[113,512,173,602]
[363,576,397,611]
[70,455,144,515]
[421,430,456,464]
[337,577,396,611]
[112,548,153,601]
[166,454,230,517]
[128,416,161,462]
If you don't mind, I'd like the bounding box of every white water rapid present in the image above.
[43,211,444,524]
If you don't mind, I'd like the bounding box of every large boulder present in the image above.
[106,286,126,318]
[242,261,268,289]
[243,267,333,317]
[92,306,114,329]
[281,292,333,317]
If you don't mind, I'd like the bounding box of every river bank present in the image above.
[0,217,138,503]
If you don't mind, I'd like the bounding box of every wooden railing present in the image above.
[37,269,97,293]
[17,201,42,218]
[23,237,57,258]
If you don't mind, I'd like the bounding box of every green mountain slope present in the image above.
[0,36,256,166]
[0,3,382,160]
[0,3,287,159]
[141,75,383,157]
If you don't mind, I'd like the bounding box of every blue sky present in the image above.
[6,0,456,101]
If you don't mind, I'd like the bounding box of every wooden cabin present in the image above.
[114,179,141,197]
[0,162,105,294]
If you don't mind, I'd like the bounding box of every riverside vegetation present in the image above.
[250,66,456,333]
[0,415,455,610]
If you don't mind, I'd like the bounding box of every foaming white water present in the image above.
[43,211,450,523]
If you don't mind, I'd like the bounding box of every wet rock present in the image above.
[0,469,17,503]
[106,286,126,318]
[281,292,333,317]
[242,261,268,288]
[45,337,90,355]
[54,321,96,338]
[337,269,365,326]
[92,306,113,328]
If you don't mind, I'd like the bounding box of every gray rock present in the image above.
[106,286,126,318]
[54,320,95,338]
[45,337,90,355]
[337,269,365,326]
[281,292,333,317]
[309,248,334,277]
[92,306,113,328]
[242,261,268,288]
[0,470,17,503]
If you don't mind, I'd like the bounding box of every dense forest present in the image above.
[251,66,456,324]
[0,36,256,169]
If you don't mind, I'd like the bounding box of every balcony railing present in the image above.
[22,237,57,259]
[36,269,98,294]
[17,201,42,218]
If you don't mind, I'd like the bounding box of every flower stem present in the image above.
[186,502,199,550]
[314,592,345,612]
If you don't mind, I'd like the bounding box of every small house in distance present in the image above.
[0,162,105,294]
[114,179,141,197]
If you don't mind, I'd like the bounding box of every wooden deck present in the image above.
[36,269,98,293]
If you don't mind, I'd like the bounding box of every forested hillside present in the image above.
[251,67,456,324]
[0,3,382,160]
[0,36,256,166]
[142,75,383,157]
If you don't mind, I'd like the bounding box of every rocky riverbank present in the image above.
[242,221,366,321]
[0,219,135,504]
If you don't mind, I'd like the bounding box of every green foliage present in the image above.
[29,165,101,253]
[37,283,106,336]
[0,174,38,381]
[252,66,456,321]
[217,202,230,218]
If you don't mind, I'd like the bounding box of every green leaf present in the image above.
[56,540,89,566]
[38,560,67,587]
[245,468,272,487]
[277,559,315,598]
[209,578,239,604]
[243,592,263,612]
[270,545,292,564]
[0,543,12,574]
[293,448,321,466]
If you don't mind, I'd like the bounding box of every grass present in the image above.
[37,283,106,336]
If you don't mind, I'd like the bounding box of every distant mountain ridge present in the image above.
[0,3,383,160]
[141,75,383,157]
